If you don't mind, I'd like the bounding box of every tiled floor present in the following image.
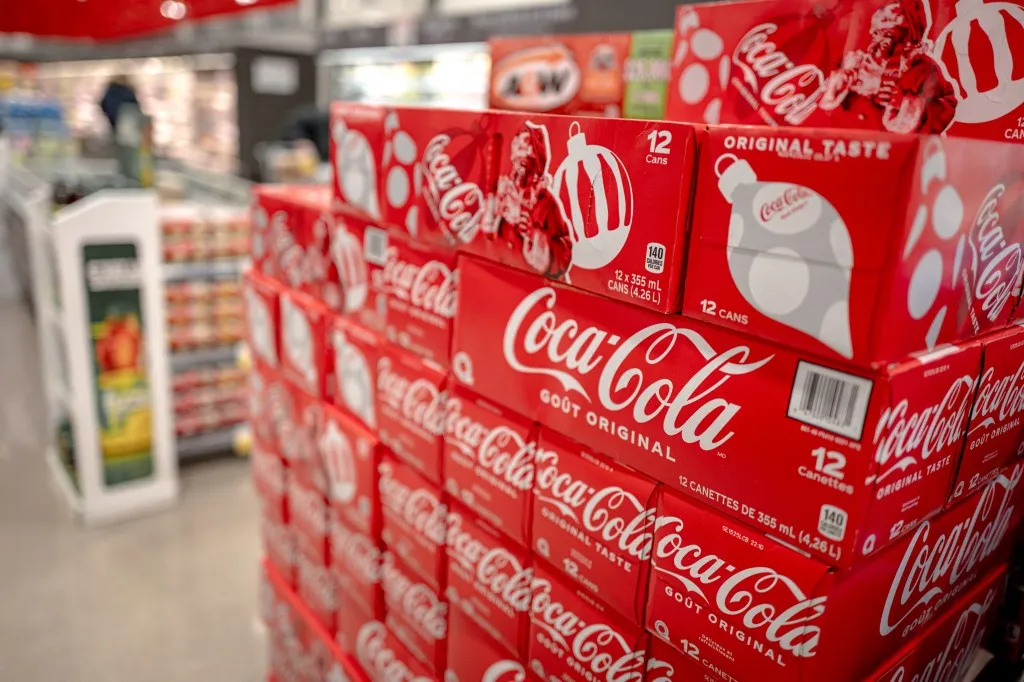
[0,302,264,681]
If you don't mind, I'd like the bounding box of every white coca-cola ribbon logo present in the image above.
[355,621,432,682]
[445,400,535,492]
[422,134,487,243]
[382,244,457,319]
[529,576,585,650]
[880,464,1021,637]
[652,514,825,657]
[971,360,1024,433]
[644,656,674,682]
[904,588,994,682]
[332,524,382,584]
[446,511,533,612]
[732,23,827,126]
[378,462,448,546]
[502,287,773,451]
[482,660,527,682]
[969,185,1023,324]
[873,375,976,481]
[382,554,448,640]
[534,447,655,561]
[377,358,446,436]
[572,624,646,682]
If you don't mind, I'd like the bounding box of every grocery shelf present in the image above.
[176,425,247,460]
[162,257,248,282]
[171,343,240,371]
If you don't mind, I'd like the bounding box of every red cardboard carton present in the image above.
[379,454,449,591]
[298,549,338,635]
[352,620,437,682]
[445,606,530,682]
[381,551,449,673]
[253,443,288,522]
[320,402,381,538]
[328,312,381,431]
[330,513,384,622]
[244,269,283,370]
[289,475,330,567]
[331,103,386,223]
[280,288,330,399]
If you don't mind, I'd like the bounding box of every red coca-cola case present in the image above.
[645,462,1024,682]
[279,380,324,497]
[867,563,1007,682]
[350,620,437,682]
[453,256,982,567]
[252,186,302,282]
[470,113,698,314]
[376,342,447,484]
[253,443,288,522]
[331,103,386,223]
[244,269,283,370]
[330,512,384,622]
[280,288,330,400]
[320,402,381,538]
[249,357,291,454]
[952,325,1024,505]
[445,503,533,658]
[381,231,458,368]
[445,606,530,682]
[528,562,646,682]
[336,582,376,662]
[325,214,390,332]
[327,312,381,432]
[443,386,537,546]
[378,454,449,591]
[684,126,1024,367]
[298,548,338,635]
[381,551,449,673]
[532,429,656,626]
[666,0,1024,142]
[289,474,331,567]
[263,501,297,587]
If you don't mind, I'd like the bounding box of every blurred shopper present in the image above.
[99,75,140,131]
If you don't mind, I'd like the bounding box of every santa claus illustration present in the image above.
[492,121,573,280]
[822,0,957,133]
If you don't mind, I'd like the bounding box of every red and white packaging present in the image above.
[666,0,1024,142]
[868,564,1008,682]
[252,186,302,281]
[331,103,386,223]
[326,214,390,331]
[320,402,381,537]
[532,430,656,626]
[443,386,537,545]
[445,503,533,658]
[253,443,288,522]
[381,552,449,673]
[642,633,704,682]
[445,607,529,682]
[279,381,324,496]
[280,288,330,400]
[645,462,1024,682]
[244,269,282,369]
[298,549,338,635]
[376,342,448,484]
[327,312,381,431]
[952,325,1024,504]
[249,357,289,454]
[289,475,331,567]
[378,455,449,591]
[684,126,1024,367]
[330,513,384,622]
[351,620,437,682]
[262,502,297,587]
[335,585,376,665]
[528,562,646,682]
[382,231,458,368]
[453,256,982,566]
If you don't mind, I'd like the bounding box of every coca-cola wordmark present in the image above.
[381,552,448,672]
[453,256,982,567]
[354,621,435,682]
[379,456,448,591]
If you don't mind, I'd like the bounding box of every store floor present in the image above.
[0,302,265,681]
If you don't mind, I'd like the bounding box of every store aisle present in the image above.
[0,302,265,681]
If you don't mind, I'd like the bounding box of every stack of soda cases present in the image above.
[245,11,1024,682]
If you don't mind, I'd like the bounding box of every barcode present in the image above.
[364,226,388,266]
[788,361,872,440]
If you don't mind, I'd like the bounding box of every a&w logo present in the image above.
[378,461,448,547]
[356,621,432,682]
[491,44,582,112]
[445,398,535,493]
[382,244,457,319]
[377,357,446,437]
[422,135,487,243]
[965,185,1024,330]
[446,510,533,613]
[873,374,977,483]
[652,512,826,658]
[381,553,448,641]
[880,463,1021,637]
[530,576,646,681]
[970,357,1024,435]
[502,287,773,450]
[534,446,655,564]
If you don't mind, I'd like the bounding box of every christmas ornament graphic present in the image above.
[281,295,316,391]
[552,121,634,271]
[715,153,855,358]
[672,7,730,124]
[332,328,375,428]
[333,118,382,220]
[321,418,357,504]
[383,111,422,238]
[331,217,369,313]
[245,287,277,366]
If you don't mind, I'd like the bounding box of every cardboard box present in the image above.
[379,454,449,592]
[320,402,381,538]
[381,551,449,673]
[327,312,382,432]
[445,606,530,682]
[330,512,384,623]
[331,103,387,223]
[243,269,283,370]
[289,475,330,567]
[280,287,330,400]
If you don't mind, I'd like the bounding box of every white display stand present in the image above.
[38,189,178,524]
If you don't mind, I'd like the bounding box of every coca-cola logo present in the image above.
[880,464,1020,637]
[644,657,674,682]
[378,461,448,546]
[445,399,535,492]
[757,185,814,225]
[971,359,1024,433]
[491,44,582,113]
[967,185,1023,326]
[382,244,457,319]
[355,621,432,682]
[873,375,976,481]
[377,358,446,437]
[534,447,655,563]
[481,660,528,682]
[502,287,773,451]
[446,511,533,612]
[732,23,828,126]
[331,524,382,585]
[530,577,645,681]
[299,554,336,611]
[381,554,448,641]
[652,513,826,658]
[422,134,487,243]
